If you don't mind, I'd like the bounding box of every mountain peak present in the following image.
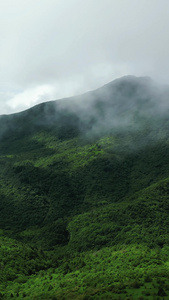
[107,75,153,86]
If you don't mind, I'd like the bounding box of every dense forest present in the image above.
[1,76,169,299]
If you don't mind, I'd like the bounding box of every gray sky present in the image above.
[0,0,169,114]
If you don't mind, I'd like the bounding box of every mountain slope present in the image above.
[0,76,169,248]
[1,76,169,298]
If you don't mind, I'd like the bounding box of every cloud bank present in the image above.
[1,0,169,114]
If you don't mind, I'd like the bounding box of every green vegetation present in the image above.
[1,76,169,298]
[3,244,169,299]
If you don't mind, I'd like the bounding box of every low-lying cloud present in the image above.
[1,0,169,114]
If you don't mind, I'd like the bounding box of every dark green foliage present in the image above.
[1,76,169,298]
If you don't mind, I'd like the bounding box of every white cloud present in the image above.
[6,85,55,112]
[0,0,169,114]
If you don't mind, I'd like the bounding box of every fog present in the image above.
[42,75,169,145]
[1,0,169,114]
[1,75,169,156]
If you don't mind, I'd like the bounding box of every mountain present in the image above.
[1,75,169,298]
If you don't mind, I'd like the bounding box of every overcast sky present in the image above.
[0,0,169,114]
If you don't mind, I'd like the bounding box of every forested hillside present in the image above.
[1,76,169,299]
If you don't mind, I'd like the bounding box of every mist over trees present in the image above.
[1,76,169,298]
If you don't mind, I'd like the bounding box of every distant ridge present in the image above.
[0,75,155,118]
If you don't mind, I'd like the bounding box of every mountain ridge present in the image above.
[0,75,167,144]
[0,75,157,117]
[1,75,169,298]
[0,75,169,243]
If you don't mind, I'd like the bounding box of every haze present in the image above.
[0,0,169,114]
